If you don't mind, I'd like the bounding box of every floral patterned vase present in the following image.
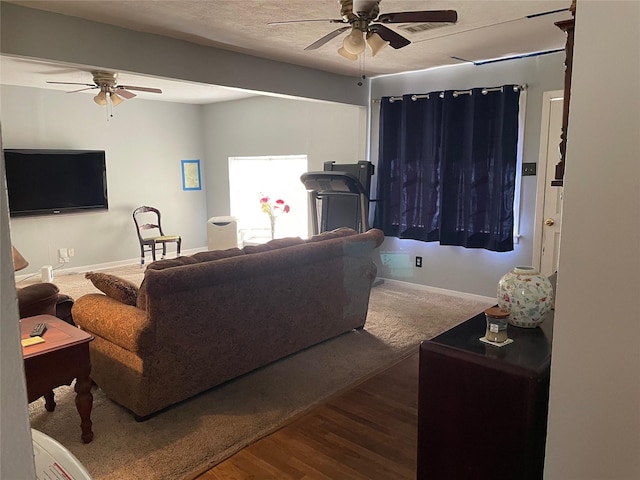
[497,266,554,328]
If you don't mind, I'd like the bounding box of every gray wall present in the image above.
[0,2,366,107]
[0,133,36,478]
[544,1,640,478]
[368,53,565,297]
[1,85,207,275]
[1,86,366,276]
[201,96,366,224]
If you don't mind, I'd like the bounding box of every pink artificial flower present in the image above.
[259,195,290,219]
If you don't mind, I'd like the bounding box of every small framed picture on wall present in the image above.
[181,159,201,191]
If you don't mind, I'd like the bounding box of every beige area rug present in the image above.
[27,265,493,480]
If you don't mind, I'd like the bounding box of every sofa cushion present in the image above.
[191,248,244,263]
[146,255,199,270]
[85,272,139,306]
[306,227,357,243]
[243,237,305,254]
[137,249,245,310]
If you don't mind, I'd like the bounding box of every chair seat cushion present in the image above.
[146,235,180,242]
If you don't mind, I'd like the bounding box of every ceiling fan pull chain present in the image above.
[106,94,113,121]
[358,51,366,86]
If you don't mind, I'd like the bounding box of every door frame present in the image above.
[532,90,564,271]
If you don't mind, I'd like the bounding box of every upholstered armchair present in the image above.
[17,283,75,324]
[13,245,74,324]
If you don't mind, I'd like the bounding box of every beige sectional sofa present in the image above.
[72,228,384,419]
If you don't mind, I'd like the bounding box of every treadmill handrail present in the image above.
[300,171,368,196]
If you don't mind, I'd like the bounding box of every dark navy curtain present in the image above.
[374,86,520,252]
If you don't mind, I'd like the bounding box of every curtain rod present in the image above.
[373,84,527,104]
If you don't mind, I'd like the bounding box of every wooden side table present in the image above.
[417,311,554,480]
[21,314,95,443]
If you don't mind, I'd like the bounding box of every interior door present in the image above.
[534,91,564,276]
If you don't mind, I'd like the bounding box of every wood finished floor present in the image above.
[196,352,419,480]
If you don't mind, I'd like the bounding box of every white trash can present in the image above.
[207,216,239,250]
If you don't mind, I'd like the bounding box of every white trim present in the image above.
[512,89,528,244]
[379,277,496,304]
[13,247,207,281]
[532,90,564,271]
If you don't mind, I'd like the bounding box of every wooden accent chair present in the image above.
[133,206,181,266]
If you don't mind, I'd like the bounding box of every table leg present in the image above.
[74,372,94,443]
[44,390,56,412]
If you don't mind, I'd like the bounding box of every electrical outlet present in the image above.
[68,247,75,257]
[415,256,423,268]
[522,162,537,176]
[58,247,70,263]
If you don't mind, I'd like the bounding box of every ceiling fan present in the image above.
[270,0,458,60]
[46,71,162,107]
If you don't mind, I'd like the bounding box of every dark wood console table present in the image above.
[417,311,553,479]
[21,314,95,443]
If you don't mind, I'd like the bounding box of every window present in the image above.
[228,155,308,240]
[374,85,523,252]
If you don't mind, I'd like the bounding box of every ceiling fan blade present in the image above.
[304,26,350,51]
[66,86,98,94]
[377,10,458,24]
[369,24,411,49]
[117,85,162,94]
[114,88,136,99]
[269,18,345,25]
[46,81,95,87]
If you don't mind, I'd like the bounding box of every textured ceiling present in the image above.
[1,0,572,103]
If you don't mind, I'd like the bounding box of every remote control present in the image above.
[30,322,47,337]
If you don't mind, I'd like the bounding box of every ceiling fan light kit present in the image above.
[342,26,366,55]
[338,46,359,60]
[366,32,389,57]
[272,0,457,62]
[110,92,125,107]
[47,70,162,116]
[93,89,107,106]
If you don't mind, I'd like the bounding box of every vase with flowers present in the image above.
[260,195,290,239]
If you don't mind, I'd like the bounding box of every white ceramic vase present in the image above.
[497,266,553,328]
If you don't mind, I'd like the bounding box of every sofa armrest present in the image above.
[72,293,151,353]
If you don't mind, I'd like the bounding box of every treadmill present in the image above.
[300,161,374,235]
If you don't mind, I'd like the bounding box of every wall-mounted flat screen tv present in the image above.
[4,149,108,217]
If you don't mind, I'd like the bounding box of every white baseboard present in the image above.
[379,277,496,304]
[14,247,207,280]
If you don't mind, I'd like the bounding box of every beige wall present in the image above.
[544,1,640,478]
